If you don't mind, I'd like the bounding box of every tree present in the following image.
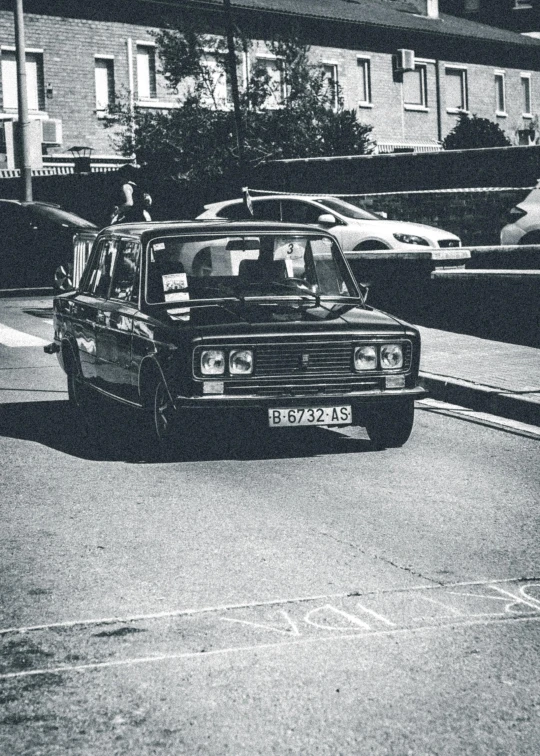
[106,23,373,191]
[442,112,511,150]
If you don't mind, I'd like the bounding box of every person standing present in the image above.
[110,164,152,224]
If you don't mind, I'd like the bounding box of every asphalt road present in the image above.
[1,297,540,755]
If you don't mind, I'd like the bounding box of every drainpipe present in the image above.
[435,58,443,144]
[14,0,32,200]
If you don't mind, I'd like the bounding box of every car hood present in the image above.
[347,218,459,241]
[168,300,411,336]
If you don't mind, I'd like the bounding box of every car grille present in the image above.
[438,239,460,248]
[193,339,412,381]
[254,339,411,377]
[256,340,354,377]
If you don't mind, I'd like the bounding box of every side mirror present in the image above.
[317,213,337,226]
[53,263,75,294]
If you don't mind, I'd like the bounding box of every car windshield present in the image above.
[316,197,380,221]
[29,204,96,228]
[145,233,359,305]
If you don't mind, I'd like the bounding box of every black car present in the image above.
[48,220,427,451]
[0,200,96,289]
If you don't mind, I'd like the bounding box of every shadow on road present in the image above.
[0,400,373,463]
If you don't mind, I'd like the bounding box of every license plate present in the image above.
[268,406,352,427]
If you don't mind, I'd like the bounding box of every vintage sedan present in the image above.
[47,220,427,451]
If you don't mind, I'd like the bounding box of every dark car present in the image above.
[0,200,96,289]
[48,220,427,451]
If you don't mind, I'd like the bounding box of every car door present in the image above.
[94,238,141,402]
[68,237,114,384]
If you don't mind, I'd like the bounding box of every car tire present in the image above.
[353,241,390,251]
[365,400,415,449]
[153,379,178,443]
[518,231,540,245]
[67,365,100,436]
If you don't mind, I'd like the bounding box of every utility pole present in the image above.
[223,0,246,187]
[14,0,32,200]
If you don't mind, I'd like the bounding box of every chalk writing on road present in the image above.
[1,579,540,680]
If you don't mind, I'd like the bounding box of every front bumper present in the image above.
[174,385,427,411]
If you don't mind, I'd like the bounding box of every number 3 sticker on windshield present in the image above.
[274,238,307,261]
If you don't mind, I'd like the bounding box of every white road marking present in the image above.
[417,398,540,439]
[2,614,540,681]
[0,322,50,348]
[0,577,536,638]
[221,609,301,636]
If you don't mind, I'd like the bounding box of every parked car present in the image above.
[47,220,427,453]
[500,185,540,245]
[0,200,97,289]
[198,195,461,251]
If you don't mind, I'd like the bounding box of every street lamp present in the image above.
[69,145,94,175]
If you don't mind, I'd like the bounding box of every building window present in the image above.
[495,72,506,115]
[521,74,532,116]
[357,58,372,106]
[322,63,339,110]
[403,64,427,109]
[95,57,115,112]
[202,54,232,108]
[1,50,44,111]
[445,67,468,112]
[256,56,286,107]
[136,45,157,100]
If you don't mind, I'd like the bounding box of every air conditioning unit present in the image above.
[395,49,415,72]
[41,118,63,145]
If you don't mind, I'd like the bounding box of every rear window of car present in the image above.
[29,204,96,228]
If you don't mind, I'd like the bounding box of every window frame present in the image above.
[136,43,157,101]
[495,70,507,117]
[444,66,469,114]
[356,56,372,108]
[322,62,339,111]
[255,54,286,109]
[521,73,532,118]
[109,239,142,304]
[0,47,45,113]
[403,63,428,111]
[94,55,115,115]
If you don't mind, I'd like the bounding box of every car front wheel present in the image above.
[365,400,415,448]
[153,379,178,443]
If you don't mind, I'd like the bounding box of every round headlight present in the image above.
[354,345,377,371]
[229,349,253,375]
[201,349,225,375]
[380,344,403,370]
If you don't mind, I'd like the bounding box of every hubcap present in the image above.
[154,383,173,440]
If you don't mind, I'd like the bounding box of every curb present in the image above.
[419,371,540,427]
[0,287,53,298]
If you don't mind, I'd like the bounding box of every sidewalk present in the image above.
[418,327,540,427]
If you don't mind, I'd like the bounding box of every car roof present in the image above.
[98,219,337,240]
[204,196,326,209]
[0,199,62,209]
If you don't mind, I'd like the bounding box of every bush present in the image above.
[443,112,511,150]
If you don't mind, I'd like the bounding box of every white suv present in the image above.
[500,184,540,245]
[198,195,461,251]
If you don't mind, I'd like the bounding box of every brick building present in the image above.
[1,0,540,169]
[440,1,540,34]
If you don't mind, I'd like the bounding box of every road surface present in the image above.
[1,297,539,755]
